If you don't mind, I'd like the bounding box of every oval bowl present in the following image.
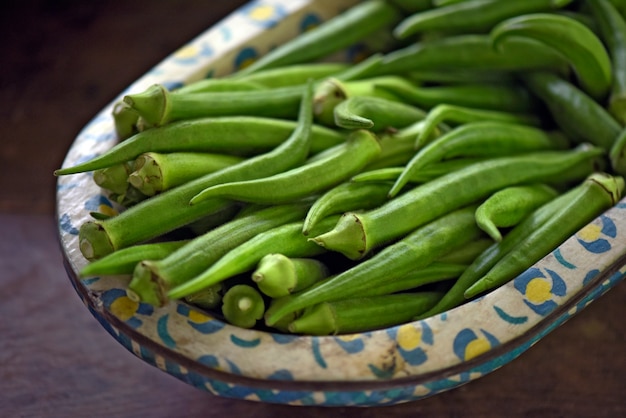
[56,0,626,407]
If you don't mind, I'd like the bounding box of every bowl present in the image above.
[56,0,626,407]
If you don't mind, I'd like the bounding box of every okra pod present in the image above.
[465,173,625,297]
[314,145,603,260]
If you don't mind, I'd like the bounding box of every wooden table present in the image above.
[1,1,624,416]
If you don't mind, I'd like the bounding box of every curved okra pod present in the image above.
[376,35,570,76]
[389,121,569,197]
[288,292,443,335]
[235,0,401,75]
[79,240,189,277]
[521,71,621,150]
[267,205,483,325]
[313,145,603,260]
[124,84,305,127]
[490,13,612,100]
[128,152,244,196]
[587,0,626,125]
[394,0,574,39]
[221,285,265,329]
[312,77,403,126]
[252,254,330,298]
[189,130,382,206]
[54,117,344,176]
[415,185,581,319]
[414,104,542,150]
[465,173,625,298]
[332,95,426,131]
[76,82,316,260]
[474,184,559,242]
[128,203,310,307]
[302,181,392,235]
[373,78,536,113]
[167,216,340,300]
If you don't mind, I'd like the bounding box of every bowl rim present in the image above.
[55,0,626,393]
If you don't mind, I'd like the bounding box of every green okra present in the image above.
[490,13,612,100]
[407,69,515,85]
[465,173,625,297]
[302,181,392,235]
[79,240,189,277]
[124,83,306,127]
[252,254,330,298]
[373,78,536,113]
[414,104,542,150]
[112,100,140,140]
[394,0,574,39]
[389,121,569,197]
[127,203,311,307]
[184,283,223,310]
[221,285,265,329]
[128,152,244,196]
[167,216,340,300]
[352,158,487,184]
[288,292,443,335]
[474,184,559,242]
[363,119,448,170]
[266,259,468,330]
[522,71,621,150]
[415,185,584,319]
[333,95,426,131]
[610,128,626,176]
[375,35,570,76]
[229,63,349,88]
[313,145,604,260]
[55,117,344,176]
[76,81,316,260]
[189,130,382,205]
[173,78,265,95]
[267,205,483,325]
[436,239,493,265]
[389,0,433,13]
[93,161,134,195]
[587,0,626,125]
[235,0,402,75]
[312,76,403,126]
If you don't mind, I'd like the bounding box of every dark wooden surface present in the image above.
[1,1,624,417]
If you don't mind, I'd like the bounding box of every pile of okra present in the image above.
[57,0,626,335]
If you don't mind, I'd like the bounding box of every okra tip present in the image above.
[127,261,168,307]
[123,84,171,127]
[310,212,367,260]
[78,221,115,261]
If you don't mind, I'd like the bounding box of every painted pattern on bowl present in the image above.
[56,0,626,407]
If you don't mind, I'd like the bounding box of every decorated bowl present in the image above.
[56,0,626,407]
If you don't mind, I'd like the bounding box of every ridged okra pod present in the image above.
[266,205,483,325]
[466,173,625,297]
[313,145,604,260]
[127,203,310,307]
[189,130,381,205]
[167,216,340,300]
[76,81,316,260]
[288,292,443,335]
